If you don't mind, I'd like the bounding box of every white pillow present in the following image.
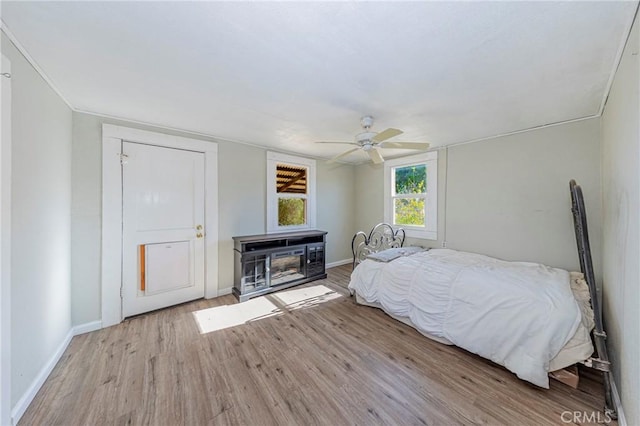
[366,246,424,262]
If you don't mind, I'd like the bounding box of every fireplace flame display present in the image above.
[270,250,305,286]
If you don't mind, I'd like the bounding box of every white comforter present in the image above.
[348,249,582,388]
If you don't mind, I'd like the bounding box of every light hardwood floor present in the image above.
[20,265,613,425]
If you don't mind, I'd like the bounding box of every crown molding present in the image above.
[436,114,600,151]
[598,2,639,116]
[352,114,600,166]
[76,109,346,165]
[0,19,74,110]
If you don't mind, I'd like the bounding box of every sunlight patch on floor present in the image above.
[192,285,342,334]
[192,297,282,334]
[270,285,342,311]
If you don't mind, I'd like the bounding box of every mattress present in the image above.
[349,249,595,386]
[355,271,594,372]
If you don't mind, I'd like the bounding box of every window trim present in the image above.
[267,151,316,233]
[384,151,438,240]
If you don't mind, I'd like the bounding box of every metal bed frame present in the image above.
[570,179,616,419]
[351,223,405,268]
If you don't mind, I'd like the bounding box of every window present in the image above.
[384,151,437,240]
[267,152,316,233]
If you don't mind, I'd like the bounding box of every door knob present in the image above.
[196,224,203,230]
[196,233,203,239]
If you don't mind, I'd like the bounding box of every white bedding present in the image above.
[348,249,590,388]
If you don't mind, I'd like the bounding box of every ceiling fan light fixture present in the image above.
[316,115,430,164]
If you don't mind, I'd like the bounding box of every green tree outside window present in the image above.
[278,198,306,226]
[394,164,426,226]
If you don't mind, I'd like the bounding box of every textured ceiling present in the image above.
[2,1,637,163]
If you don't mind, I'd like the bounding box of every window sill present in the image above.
[267,224,312,234]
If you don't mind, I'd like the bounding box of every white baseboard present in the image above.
[326,258,352,269]
[217,287,233,297]
[10,320,103,425]
[11,328,73,425]
[72,320,102,336]
[610,374,627,426]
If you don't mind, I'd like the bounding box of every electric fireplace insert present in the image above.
[233,230,327,302]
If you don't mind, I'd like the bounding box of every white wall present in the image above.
[601,14,639,425]
[1,34,73,410]
[216,141,268,295]
[70,113,102,326]
[71,112,356,325]
[354,117,602,275]
[353,161,384,236]
[446,119,601,273]
[317,161,355,264]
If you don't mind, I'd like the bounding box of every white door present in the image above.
[122,142,205,317]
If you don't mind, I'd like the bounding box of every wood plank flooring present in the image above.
[19,265,614,425]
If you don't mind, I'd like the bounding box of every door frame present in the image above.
[101,124,218,328]
[1,54,12,426]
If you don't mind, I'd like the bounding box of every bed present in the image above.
[348,180,616,417]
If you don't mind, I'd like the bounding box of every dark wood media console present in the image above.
[232,230,328,302]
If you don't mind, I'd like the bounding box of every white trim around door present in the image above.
[101,124,219,328]
[1,54,12,426]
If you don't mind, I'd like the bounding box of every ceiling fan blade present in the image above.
[379,142,430,150]
[316,141,359,145]
[372,128,403,143]
[328,147,360,163]
[368,148,384,164]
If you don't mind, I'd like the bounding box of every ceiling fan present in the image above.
[316,116,430,164]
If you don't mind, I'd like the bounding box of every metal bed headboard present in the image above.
[351,223,405,268]
[570,179,616,419]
